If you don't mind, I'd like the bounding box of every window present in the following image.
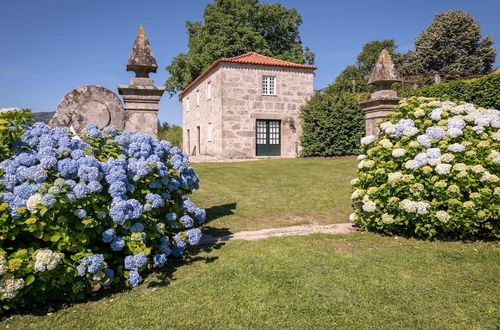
[262,76,276,95]
[207,81,212,100]
[186,98,190,112]
[207,123,212,142]
[196,90,200,106]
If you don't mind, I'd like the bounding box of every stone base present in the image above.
[360,97,400,136]
[124,110,158,138]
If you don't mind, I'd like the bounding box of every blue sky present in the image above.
[0,0,498,125]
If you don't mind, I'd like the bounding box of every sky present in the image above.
[0,0,498,125]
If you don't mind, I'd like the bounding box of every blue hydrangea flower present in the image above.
[127,270,142,288]
[159,236,171,255]
[174,234,187,249]
[77,165,100,182]
[85,124,101,139]
[102,228,116,243]
[74,208,87,219]
[88,181,103,193]
[41,194,56,207]
[39,155,57,169]
[426,126,445,140]
[166,213,177,221]
[124,252,147,270]
[79,254,104,275]
[194,208,206,223]
[182,198,197,213]
[186,228,202,246]
[73,183,89,199]
[108,181,127,198]
[153,254,167,268]
[71,149,85,159]
[110,236,125,251]
[145,193,164,208]
[180,215,194,228]
[57,158,79,178]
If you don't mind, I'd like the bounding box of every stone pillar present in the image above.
[117,25,165,138]
[360,49,401,136]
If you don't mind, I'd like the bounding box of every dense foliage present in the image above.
[405,10,496,75]
[351,97,499,238]
[0,109,32,161]
[165,0,314,96]
[402,74,500,110]
[327,40,403,94]
[158,121,182,148]
[300,92,368,157]
[0,110,205,310]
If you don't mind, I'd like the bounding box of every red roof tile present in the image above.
[179,52,317,97]
[492,69,500,74]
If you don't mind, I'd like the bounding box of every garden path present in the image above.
[200,222,355,244]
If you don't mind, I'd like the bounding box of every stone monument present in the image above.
[118,25,165,138]
[49,25,164,138]
[360,49,401,136]
[49,85,125,134]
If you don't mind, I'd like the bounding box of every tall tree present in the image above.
[165,0,314,96]
[406,10,496,74]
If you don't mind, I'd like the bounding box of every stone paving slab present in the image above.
[200,223,355,244]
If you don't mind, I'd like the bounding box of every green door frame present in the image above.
[256,119,281,156]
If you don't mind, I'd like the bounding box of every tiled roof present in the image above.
[179,52,317,97]
[492,69,500,74]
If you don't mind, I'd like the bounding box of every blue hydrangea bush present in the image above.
[0,112,205,310]
[351,97,499,238]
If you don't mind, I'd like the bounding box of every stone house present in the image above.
[179,52,317,159]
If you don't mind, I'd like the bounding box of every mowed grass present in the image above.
[191,157,356,233]
[8,232,500,329]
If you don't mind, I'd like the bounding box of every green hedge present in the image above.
[402,74,500,109]
[300,92,368,157]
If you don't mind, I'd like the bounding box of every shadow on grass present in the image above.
[11,204,237,318]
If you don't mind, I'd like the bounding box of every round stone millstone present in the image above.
[49,85,125,134]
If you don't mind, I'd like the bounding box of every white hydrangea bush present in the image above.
[351,97,499,238]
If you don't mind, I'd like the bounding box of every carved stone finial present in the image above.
[368,49,401,86]
[126,25,158,78]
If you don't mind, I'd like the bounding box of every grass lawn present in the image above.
[8,232,499,329]
[191,157,357,234]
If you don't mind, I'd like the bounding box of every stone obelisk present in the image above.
[360,49,401,136]
[118,25,165,138]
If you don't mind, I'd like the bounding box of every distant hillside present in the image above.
[32,111,55,124]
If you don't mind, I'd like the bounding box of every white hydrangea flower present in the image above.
[426,126,446,140]
[34,250,62,272]
[452,163,467,172]
[413,108,425,118]
[361,135,376,145]
[388,172,403,182]
[417,134,432,148]
[440,153,455,163]
[392,148,406,157]
[381,213,395,224]
[435,210,451,223]
[472,126,485,134]
[447,118,466,130]
[463,201,475,208]
[447,128,463,138]
[399,199,417,213]
[448,143,465,153]
[405,160,419,170]
[379,139,393,149]
[471,165,485,173]
[386,126,397,135]
[429,108,443,121]
[0,274,25,299]
[426,148,441,159]
[349,213,356,222]
[26,193,43,213]
[363,160,375,168]
[0,256,7,276]
[492,131,500,141]
[403,127,419,137]
[481,172,499,183]
[435,164,451,175]
[427,100,441,107]
[428,157,442,166]
[357,154,367,161]
[380,121,393,131]
[351,189,364,200]
[350,178,360,185]
[362,200,376,212]
[416,202,430,215]
[414,153,428,166]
